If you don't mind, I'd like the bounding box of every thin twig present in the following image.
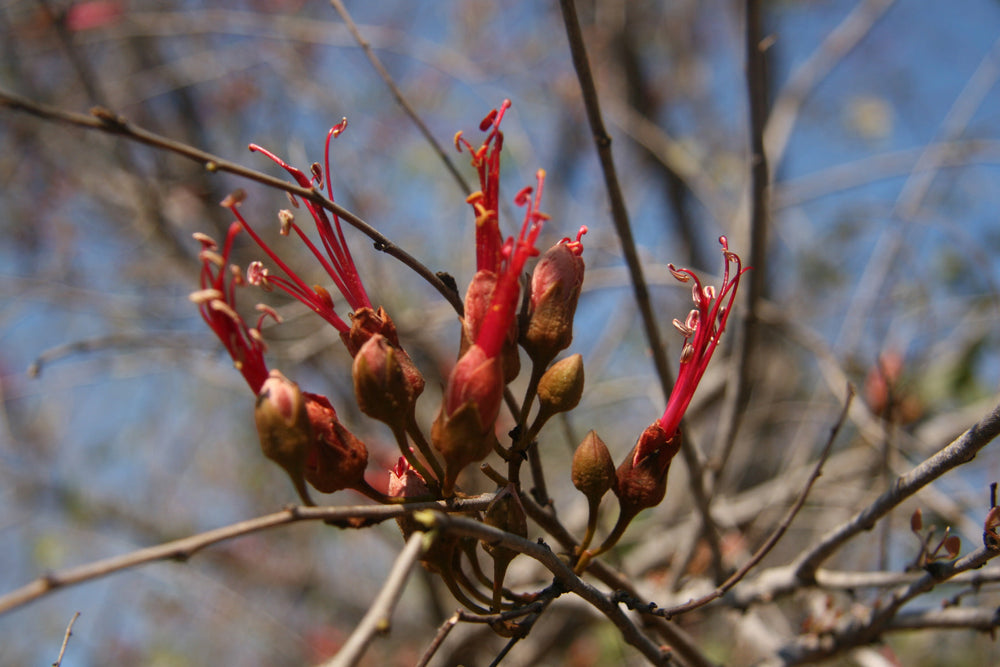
[708,0,770,488]
[773,546,1000,665]
[52,611,80,667]
[414,511,672,666]
[793,400,1000,582]
[556,0,724,585]
[321,531,427,667]
[0,495,492,617]
[661,385,853,618]
[327,0,472,197]
[415,611,460,667]
[0,87,464,315]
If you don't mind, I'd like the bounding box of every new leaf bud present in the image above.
[353,334,414,429]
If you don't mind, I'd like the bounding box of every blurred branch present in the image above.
[557,0,724,587]
[793,400,1000,582]
[659,385,852,618]
[0,495,492,617]
[0,87,465,315]
[28,332,204,378]
[764,0,897,171]
[322,531,426,667]
[773,546,1000,665]
[52,611,80,667]
[887,606,1000,632]
[327,0,472,197]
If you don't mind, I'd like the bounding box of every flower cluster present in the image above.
[191,102,743,615]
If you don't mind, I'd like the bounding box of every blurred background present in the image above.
[3,0,1000,664]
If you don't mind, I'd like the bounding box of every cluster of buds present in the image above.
[190,101,745,619]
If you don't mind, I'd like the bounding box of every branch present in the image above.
[0,87,464,315]
[52,611,81,667]
[320,531,427,667]
[0,495,493,617]
[793,399,1000,582]
[773,546,1000,665]
[660,386,852,618]
[327,0,473,196]
[414,511,672,666]
[557,0,724,586]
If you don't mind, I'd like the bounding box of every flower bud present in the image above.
[301,392,369,494]
[352,334,415,428]
[537,354,584,416]
[345,307,425,399]
[254,370,315,504]
[572,430,615,504]
[614,422,682,519]
[432,344,502,495]
[462,270,520,383]
[522,240,584,366]
[389,457,432,541]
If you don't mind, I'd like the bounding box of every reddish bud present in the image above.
[352,334,415,429]
[572,431,616,504]
[302,393,368,494]
[461,271,520,384]
[614,423,683,518]
[254,370,314,504]
[432,344,502,495]
[522,234,585,366]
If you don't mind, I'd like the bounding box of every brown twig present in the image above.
[327,0,473,197]
[320,531,427,667]
[414,510,672,666]
[660,385,853,618]
[556,0,724,586]
[0,87,465,316]
[52,611,80,667]
[0,496,493,617]
[774,546,1000,665]
[793,400,1000,583]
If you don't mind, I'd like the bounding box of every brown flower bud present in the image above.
[522,240,584,366]
[614,423,682,518]
[572,431,616,504]
[537,354,584,416]
[254,370,315,505]
[302,392,368,494]
[352,334,414,428]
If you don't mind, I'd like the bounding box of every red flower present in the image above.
[455,99,511,274]
[226,121,373,336]
[190,223,280,393]
[635,236,748,465]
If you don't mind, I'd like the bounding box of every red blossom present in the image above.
[475,169,549,359]
[455,99,511,274]
[637,236,748,464]
[190,223,279,393]
[226,121,372,334]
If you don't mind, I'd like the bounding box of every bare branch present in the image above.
[0,496,492,617]
[321,531,427,667]
[415,511,673,666]
[52,611,81,667]
[327,0,473,197]
[0,87,464,315]
[793,400,1000,582]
